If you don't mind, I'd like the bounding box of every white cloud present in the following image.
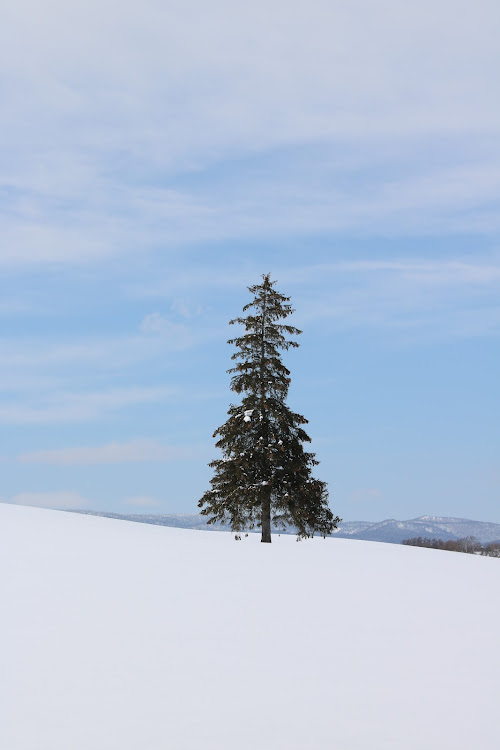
[170,298,203,320]
[0,326,197,374]
[0,387,176,424]
[140,313,192,346]
[284,255,500,338]
[128,255,500,339]
[18,439,201,465]
[3,491,89,509]
[0,223,113,266]
[1,0,499,265]
[294,258,500,287]
[3,0,498,147]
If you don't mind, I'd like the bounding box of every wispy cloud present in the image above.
[1,491,90,509]
[279,257,500,287]
[0,387,177,424]
[18,439,203,465]
[331,260,500,285]
[4,155,499,272]
[170,298,203,320]
[126,255,500,339]
[0,327,196,373]
[0,0,497,526]
[1,1,499,266]
[285,256,500,339]
[140,313,193,345]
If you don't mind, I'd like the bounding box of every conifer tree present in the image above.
[199,274,340,543]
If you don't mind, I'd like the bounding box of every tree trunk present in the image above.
[259,286,272,543]
[261,490,272,543]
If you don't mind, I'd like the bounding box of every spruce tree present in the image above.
[199,274,340,543]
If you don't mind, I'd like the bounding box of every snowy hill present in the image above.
[72,509,500,543]
[2,503,499,750]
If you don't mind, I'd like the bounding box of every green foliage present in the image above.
[198,273,341,542]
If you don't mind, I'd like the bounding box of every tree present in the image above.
[198,273,341,543]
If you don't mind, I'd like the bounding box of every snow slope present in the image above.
[2,503,499,750]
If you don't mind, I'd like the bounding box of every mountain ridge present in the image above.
[70,510,500,544]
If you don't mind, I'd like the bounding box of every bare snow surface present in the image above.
[2,504,499,750]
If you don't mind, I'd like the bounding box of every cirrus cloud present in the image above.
[18,439,204,465]
[2,491,90,509]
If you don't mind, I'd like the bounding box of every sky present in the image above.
[1,0,499,522]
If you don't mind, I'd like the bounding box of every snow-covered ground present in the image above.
[2,503,499,750]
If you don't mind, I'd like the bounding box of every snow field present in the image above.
[1,503,499,750]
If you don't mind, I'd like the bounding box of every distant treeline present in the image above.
[402,536,500,557]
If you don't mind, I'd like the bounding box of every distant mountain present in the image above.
[70,510,500,544]
[331,516,500,544]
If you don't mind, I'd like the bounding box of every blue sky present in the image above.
[1,0,499,522]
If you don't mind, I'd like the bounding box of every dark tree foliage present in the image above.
[198,273,341,543]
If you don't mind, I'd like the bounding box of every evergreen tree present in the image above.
[199,274,341,543]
